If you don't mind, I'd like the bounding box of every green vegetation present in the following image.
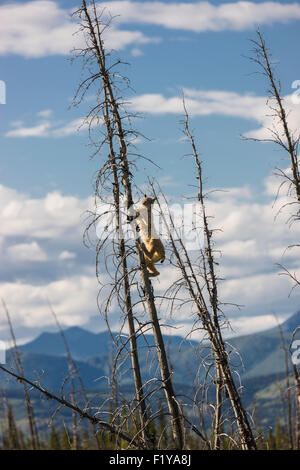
[0,404,295,450]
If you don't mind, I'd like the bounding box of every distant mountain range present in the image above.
[1,311,300,429]
[16,310,300,380]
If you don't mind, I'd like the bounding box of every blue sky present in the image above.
[1,0,300,197]
[1,0,300,344]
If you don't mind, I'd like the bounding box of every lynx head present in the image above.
[141,195,157,208]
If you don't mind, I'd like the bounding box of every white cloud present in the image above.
[4,113,106,139]
[129,88,300,142]
[37,109,53,118]
[0,274,99,330]
[129,89,266,118]
[0,172,300,339]
[5,117,89,138]
[7,241,47,262]
[245,94,300,140]
[0,0,156,58]
[100,1,300,32]
[148,170,300,335]
[210,185,253,201]
[7,89,298,142]
[0,184,101,336]
[219,239,259,259]
[0,184,91,239]
[59,250,77,260]
[10,120,24,128]
[5,121,52,138]
[103,26,159,50]
[131,47,143,57]
[0,1,299,59]
[0,1,79,57]
[228,313,286,336]
[3,89,265,139]
[205,178,300,324]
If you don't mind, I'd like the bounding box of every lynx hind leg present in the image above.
[146,260,160,277]
[148,269,160,277]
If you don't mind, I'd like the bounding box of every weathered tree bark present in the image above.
[79,0,184,448]
[277,322,294,449]
[49,302,101,449]
[77,0,153,448]
[152,191,256,450]
[251,31,300,203]
[104,85,152,448]
[149,95,257,449]
[182,98,256,450]
[291,363,300,449]
[214,365,223,450]
[0,364,144,448]
[2,299,40,450]
[248,32,300,448]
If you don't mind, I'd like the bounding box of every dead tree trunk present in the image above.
[181,95,256,449]
[77,0,184,448]
[2,299,40,450]
[247,31,300,447]
[248,31,300,204]
[0,364,144,448]
[49,302,101,449]
[152,188,256,449]
[76,0,153,448]
[293,364,300,449]
[148,96,257,449]
[277,321,294,449]
[290,326,300,449]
